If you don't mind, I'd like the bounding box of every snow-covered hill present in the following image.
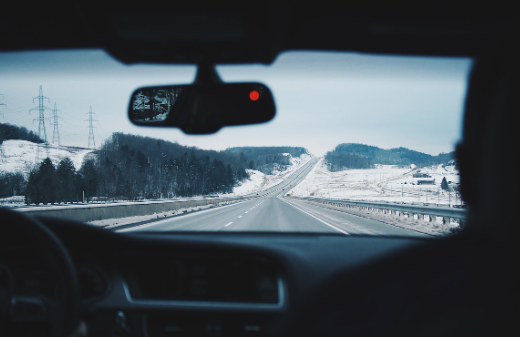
[231,154,312,195]
[0,140,94,176]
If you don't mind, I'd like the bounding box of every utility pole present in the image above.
[51,102,61,146]
[86,106,98,149]
[0,94,5,162]
[0,144,5,163]
[29,86,52,163]
[0,93,5,119]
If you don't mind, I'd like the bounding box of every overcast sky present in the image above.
[0,49,472,157]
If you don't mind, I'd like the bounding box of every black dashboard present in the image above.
[3,216,428,337]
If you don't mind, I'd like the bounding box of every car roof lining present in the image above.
[1,1,518,65]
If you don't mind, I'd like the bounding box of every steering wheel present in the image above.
[0,208,79,337]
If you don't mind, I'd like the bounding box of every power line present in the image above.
[85,106,98,149]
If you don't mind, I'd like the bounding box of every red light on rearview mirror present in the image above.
[249,90,259,101]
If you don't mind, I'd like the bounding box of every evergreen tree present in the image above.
[25,169,41,205]
[80,159,98,202]
[441,177,450,191]
[39,158,57,204]
[25,158,57,204]
[56,157,78,203]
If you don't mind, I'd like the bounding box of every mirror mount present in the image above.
[194,64,223,86]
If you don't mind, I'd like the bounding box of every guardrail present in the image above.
[16,196,252,223]
[291,196,467,225]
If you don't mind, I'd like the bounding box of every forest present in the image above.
[24,157,97,204]
[12,133,311,204]
[19,133,250,203]
[325,143,456,171]
[94,133,250,200]
[225,146,308,174]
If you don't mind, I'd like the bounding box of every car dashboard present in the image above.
[2,215,429,337]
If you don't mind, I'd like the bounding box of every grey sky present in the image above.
[0,49,472,157]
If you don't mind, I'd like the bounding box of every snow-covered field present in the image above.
[0,140,94,176]
[291,158,463,236]
[292,158,462,206]
[231,154,312,196]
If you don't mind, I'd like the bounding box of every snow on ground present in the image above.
[230,154,312,196]
[292,158,462,206]
[292,158,464,236]
[0,140,94,176]
[232,169,266,195]
[303,199,461,236]
[0,195,25,206]
[87,201,239,229]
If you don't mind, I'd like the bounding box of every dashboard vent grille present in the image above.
[122,255,279,304]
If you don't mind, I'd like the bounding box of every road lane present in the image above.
[121,157,430,237]
[284,197,430,237]
[119,199,260,232]
[220,197,343,233]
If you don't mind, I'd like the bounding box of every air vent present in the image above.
[77,266,108,301]
[122,255,279,304]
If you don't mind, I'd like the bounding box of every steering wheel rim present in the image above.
[0,208,79,337]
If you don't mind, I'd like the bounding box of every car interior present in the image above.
[1,1,519,336]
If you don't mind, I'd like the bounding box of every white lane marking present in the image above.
[291,203,375,235]
[283,199,350,235]
[310,209,374,235]
[118,200,250,232]
[238,216,242,218]
[245,211,248,213]
[225,222,233,227]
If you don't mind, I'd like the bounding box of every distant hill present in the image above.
[225,146,309,174]
[0,123,44,144]
[325,143,455,171]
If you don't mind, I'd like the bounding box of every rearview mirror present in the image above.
[128,83,276,134]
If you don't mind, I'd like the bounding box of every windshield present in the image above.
[0,50,472,237]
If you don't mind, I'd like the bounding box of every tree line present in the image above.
[92,133,250,200]
[24,157,97,204]
[325,143,456,171]
[225,146,309,174]
[0,172,25,198]
[1,122,44,144]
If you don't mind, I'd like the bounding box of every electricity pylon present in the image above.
[86,106,97,149]
[51,102,62,146]
[29,85,52,163]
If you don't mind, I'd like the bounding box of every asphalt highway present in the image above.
[121,158,428,237]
